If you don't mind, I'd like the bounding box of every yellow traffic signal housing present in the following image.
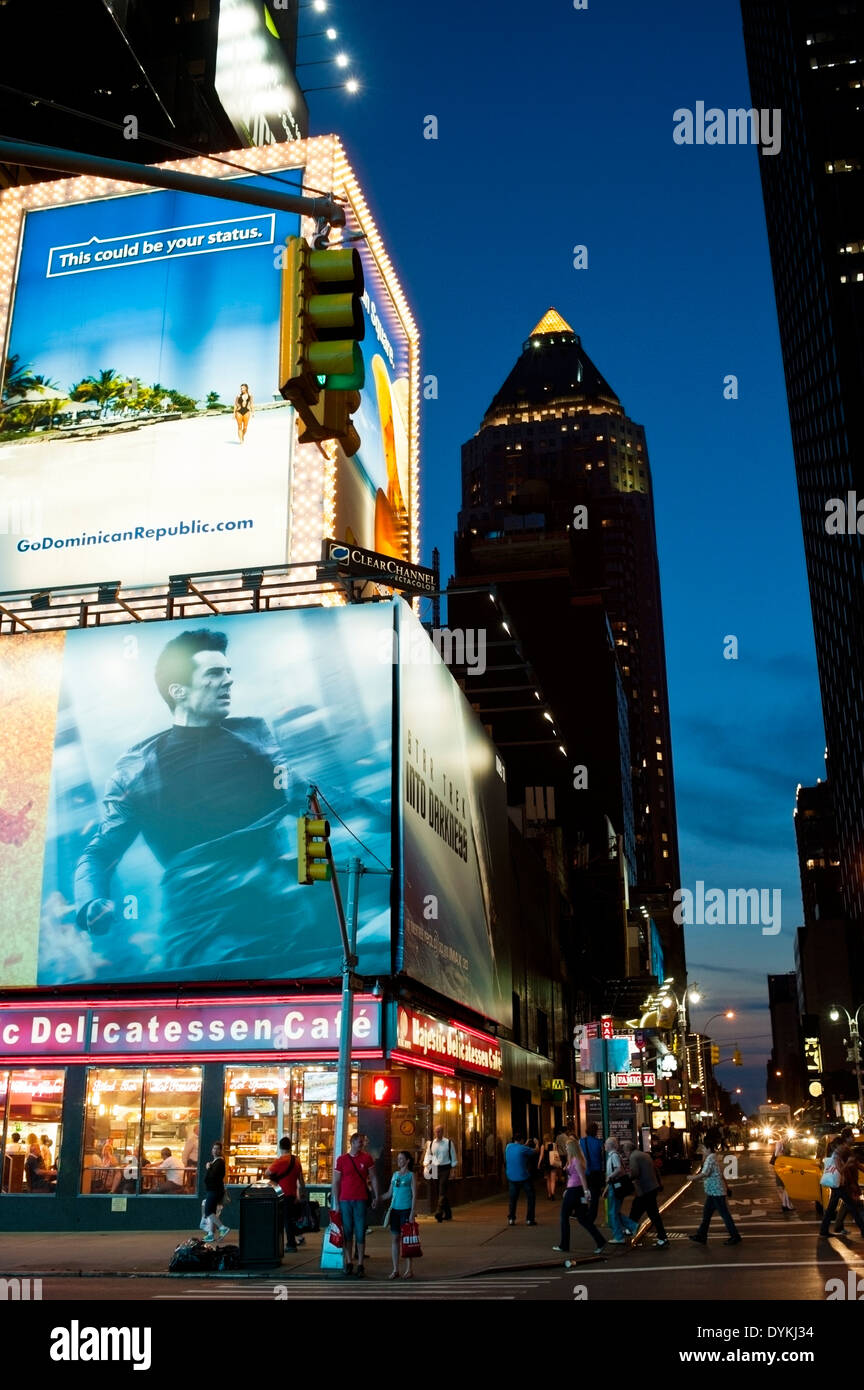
[732,1049,743,1067]
[710,1044,720,1064]
[297,815,332,884]
[279,236,365,449]
[296,389,362,457]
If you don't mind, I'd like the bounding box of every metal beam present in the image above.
[0,139,346,226]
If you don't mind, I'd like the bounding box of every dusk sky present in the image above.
[304,0,827,1107]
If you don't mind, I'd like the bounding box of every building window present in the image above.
[1,1069,65,1194]
[226,1064,356,1186]
[80,1067,201,1194]
[536,1009,549,1057]
[512,993,522,1046]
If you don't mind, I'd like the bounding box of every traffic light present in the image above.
[732,1048,743,1067]
[360,1074,402,1106]
[710,1044,720,1064]
[279,235,365,454]
[297,816,332,884]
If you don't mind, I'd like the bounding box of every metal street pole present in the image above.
[334,856,362,1161]
[0,139,346,226]
[852,1011,864,1123]
[600,1036,610,1138]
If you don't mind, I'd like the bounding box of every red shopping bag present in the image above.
[326,1211,344,1249]
[400,1221,423,1259]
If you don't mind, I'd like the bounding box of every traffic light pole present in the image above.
[334,856,363,1164]
[305,789,357,1163]
[0,140,345,226]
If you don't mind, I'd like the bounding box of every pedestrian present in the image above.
[268,1136,306,1253]
[624,1139,669,1248]
[182,1123,200,1171]
[770,1134,794,1214]
[504,1133,538,1226]
[603,1135,639,1243]
[552,1140,607,1255]
[539,1132,562,1200]
[379,1150,418,1280]
[831,1130,857,1233]
[202,1141,230,1244]
[332,1132,378,1277]
[819,1140,864,1239]
[580,1122,606,1222]
[423,1125,457,1222]
[688,1127,742,1246]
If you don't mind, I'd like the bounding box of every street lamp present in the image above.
[829,1004,864,1120]
[700,1010,735,1030]
[641,979,698,1135]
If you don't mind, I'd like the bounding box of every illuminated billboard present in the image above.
[0,605,393,987]
[1,603,511,1016]
[0,138,419,592]
[397,606,512,1025]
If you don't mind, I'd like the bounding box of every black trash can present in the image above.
[239,1183,285,1267]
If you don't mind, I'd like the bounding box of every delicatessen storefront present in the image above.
[0,994,382,1230]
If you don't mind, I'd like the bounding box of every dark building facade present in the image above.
[0,0,308,189]
[741,2,864,944]
[794,775,860,1091]
[767,971,806,1111]
[451,310,683,990]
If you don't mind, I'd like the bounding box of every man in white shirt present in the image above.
[424,1126,457,1222]
[5,1133,26,1154]
[149,1147,185,1192]
[182,1124,199,1170]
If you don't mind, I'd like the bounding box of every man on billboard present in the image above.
[74,627,311,979]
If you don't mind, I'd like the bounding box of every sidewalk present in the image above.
[0,1175,694,1280]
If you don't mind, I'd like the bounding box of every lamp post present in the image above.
[829,1004,864,1121]
[641,979,700,1137]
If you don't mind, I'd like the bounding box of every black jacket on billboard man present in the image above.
[74,629,318,979]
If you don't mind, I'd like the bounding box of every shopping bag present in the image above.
[400,1220,423,1259]
[326,1212,344,1249]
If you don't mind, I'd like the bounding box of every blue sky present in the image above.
[300,0,827,1108]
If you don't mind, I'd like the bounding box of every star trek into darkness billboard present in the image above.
[0,604,509,1024]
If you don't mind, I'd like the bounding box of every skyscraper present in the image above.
[741,2,864,940]
[451,310,682,983]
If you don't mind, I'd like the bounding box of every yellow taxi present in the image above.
[772,1134,864,1211]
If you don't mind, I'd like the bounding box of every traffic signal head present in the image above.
[279,236,365,448]
[360,1074,402,1106]
[732,1049,743,1067]
[297,815,332,885]
[710,1044,720,1064]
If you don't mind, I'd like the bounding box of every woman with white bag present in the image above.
[819,1138,864,1238]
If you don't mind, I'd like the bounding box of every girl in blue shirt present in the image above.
[379,1151,418,1279]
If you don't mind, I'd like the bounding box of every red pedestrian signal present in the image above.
[361,1074,402,1106]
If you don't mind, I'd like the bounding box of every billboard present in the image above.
[397,606,511,1025]
[0,139,418,592]
[0,605,393,986]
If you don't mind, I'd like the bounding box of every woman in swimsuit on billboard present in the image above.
[234,383,253,443]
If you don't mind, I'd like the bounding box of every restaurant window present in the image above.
[80,1067,201,1195]
[225,1065,357,1187]
[461,1084,481,1178]
[1,1069,65,1194]
[432,1075,462,1168]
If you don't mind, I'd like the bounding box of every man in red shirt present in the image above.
[267,1136,306,1253]
[331,1132,379,1277]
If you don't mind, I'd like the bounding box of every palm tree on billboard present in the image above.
[72,368,127,417]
